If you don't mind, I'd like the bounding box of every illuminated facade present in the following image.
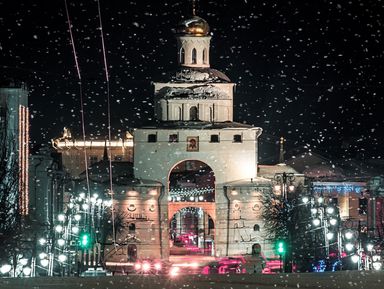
[52,128,134,177]
[0,81,29,215]
[133,14,271,259]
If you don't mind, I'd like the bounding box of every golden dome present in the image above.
[176,16,210,36]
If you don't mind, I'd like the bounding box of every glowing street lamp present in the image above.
[351,255,359,263]
[0,264,12,274]
[312,218,321,226]
[58,214,65,222]
[55,225,63,233]
[40,259,49,267]
[345,243,354,251]
[326,206,334,214]
[345,231,353,240]
[22,266,32,276]
[58,254,67,263]
[57,238,65,247]
[39,238,47,246]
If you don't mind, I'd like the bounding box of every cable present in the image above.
[97,0,116,245]
[63,0,91,214]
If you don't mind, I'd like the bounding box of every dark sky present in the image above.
[1,0,383,161]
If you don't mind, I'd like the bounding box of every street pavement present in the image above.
[0,271,383,289]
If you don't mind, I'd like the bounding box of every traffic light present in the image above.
[276,240,286,254]
[79,232,91,249]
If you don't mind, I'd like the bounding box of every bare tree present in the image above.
[261,185,314,272]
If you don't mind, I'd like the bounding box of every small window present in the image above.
[192,48,197,64]
[169,134,178,143]
[190,106,198,121]
[253,224,260,232]
[148,134,157,143]
[203,48,207,64]
[233,134,242,143]
[128,223,136,234]
[359,198,368,215]
[180,48,185,64]
[210,134,219,143]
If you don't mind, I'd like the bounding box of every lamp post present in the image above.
[309,195,340,271]
[273,172,295,273]
[274,172,295,201]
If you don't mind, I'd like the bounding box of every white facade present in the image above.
[133,14,270,258]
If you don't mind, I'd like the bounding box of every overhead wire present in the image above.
[97,0,116,245]
[63,0,91,199]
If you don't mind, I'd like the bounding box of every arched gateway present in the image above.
[132,11,265,260]
[168,160,216,256]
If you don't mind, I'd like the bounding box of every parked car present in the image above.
[80,267,112,277]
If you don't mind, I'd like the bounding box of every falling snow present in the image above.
[0,0,383,161]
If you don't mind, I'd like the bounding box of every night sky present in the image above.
[1,0,383,161]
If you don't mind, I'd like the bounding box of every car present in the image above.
[201,257,246,275]
[133,259,171,275]
[80,267,113,277]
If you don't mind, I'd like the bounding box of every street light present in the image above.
[274,172,295,200]
[307,193,341,266]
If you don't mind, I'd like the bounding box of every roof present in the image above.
[139,120,257,130]
[154,67,231,83]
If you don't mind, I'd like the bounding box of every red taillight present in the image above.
[154,262,162,271]
[169,266,180,277]
[142,262,151,272]
[134,263,141,270]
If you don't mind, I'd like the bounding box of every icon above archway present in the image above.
[187,136,199,151]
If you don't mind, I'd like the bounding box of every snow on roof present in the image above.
[156,84,229,100]
[156,68,231,83]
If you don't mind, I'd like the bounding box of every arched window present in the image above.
[180,48,185,64]
[191,48,197,64]
[253,224,260,232]
[189,106,198,121]
[203,48,207,64]
[128,223,136,234]
[127,244,137,261]
[252,243,261,256]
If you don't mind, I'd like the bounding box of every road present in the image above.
[1,271,383,289]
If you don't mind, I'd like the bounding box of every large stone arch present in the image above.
[167,159,216,256]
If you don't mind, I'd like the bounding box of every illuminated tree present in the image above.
[0,108,21,263]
